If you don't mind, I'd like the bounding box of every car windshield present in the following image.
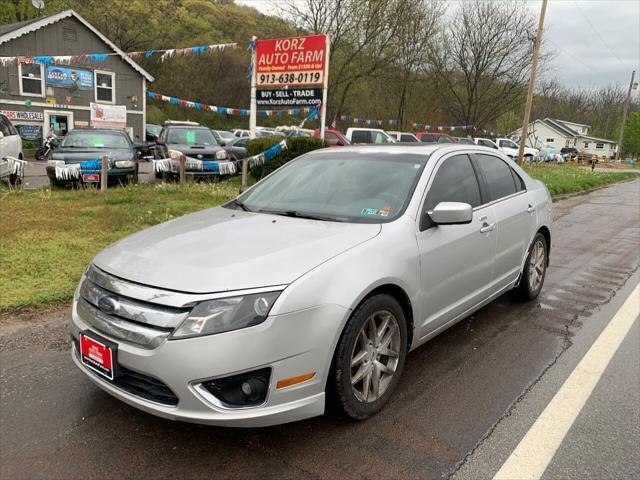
[167,128,216,145]
[146,125,162,136]
[217,130,236,140]
[232,152,427,223]
[61,131,130,149]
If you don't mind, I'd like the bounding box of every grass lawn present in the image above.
[522,163,638,195]
[0,180,239,312]
[1,164,638,313]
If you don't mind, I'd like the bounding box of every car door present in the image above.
[473,153,534,290]
[416,153,497,338]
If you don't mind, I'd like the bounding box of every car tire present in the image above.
[328,294,407,420]
[515,232,548,301]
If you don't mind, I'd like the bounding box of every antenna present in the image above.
[32,0,45,15]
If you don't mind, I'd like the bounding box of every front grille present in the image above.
[74,338,178,406]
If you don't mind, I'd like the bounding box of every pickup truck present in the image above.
[345,128,394,144]
[495,137,539,161]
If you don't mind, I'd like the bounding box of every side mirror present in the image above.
[428,202,473,225]
[219,141,226,147]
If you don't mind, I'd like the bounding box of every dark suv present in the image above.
[46,128,141,187]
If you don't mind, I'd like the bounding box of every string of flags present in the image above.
[0,42,237,66]
[248,140,288,168]
[146,91,315,117]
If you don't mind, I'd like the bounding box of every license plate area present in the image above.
[79,332,117,381]
[82,173,100,183]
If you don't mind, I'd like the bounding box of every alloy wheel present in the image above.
[528,239,545,291]
[350,310,401,403]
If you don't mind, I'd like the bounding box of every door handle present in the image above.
[480,222,495,233]
[526,204,535,213]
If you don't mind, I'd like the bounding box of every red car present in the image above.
[415,132,455,143]
[314,129,350,146]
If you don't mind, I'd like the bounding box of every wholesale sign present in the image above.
[256,34,327,87]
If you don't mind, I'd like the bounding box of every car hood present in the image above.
[93,207,381,293]
[52,148,133,163]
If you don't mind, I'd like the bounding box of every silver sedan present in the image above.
[70,144,552,426]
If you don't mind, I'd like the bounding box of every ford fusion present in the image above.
[71,144,552,427]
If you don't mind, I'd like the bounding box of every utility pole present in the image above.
[517,0,548,165]
[616,70,636,161]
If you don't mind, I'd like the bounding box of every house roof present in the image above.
[0,10,154,82]
[554,119,590,128]
[543,118,579,137]
[576,134,617,144]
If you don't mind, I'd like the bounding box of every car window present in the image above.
[351,130,370,143]
[420,134,435,143]
[372,131,388,144]
[511,169,526,192]
[0,116,11,136]
[400,134,416,142]
[437,136,453,143]
[424,155,482,214]
[475,154,518,201]
[167,128,216,146]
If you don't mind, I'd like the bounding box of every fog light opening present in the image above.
[201,367,271,408]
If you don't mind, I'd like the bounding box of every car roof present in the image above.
[304,143,506,157]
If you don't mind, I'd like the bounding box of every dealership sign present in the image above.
[0,110,44,121]
[90,102,126,128]
[256,88,322,106]
[45,66,93,90]
[256,34,327,87]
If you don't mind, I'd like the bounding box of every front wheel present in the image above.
[515,233,548,300]
[35,147,48,161]
[328,294,407,420]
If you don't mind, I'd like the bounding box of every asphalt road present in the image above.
[1,180,639,480]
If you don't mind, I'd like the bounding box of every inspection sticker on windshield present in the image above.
[361,207,390,217]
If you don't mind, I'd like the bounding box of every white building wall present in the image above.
[577,137,616,158]
[524,121,574,151]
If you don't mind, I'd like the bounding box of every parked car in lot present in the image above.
[345,127,395,144]
[145,124,163,142]
[495,137,539,161]
[211,129,236,144]
[560,147,579,160]
[0,113,24,185]
[219,136,248,160]
[46,128,141,187]
[456,137,475,145]
[416,132,454,143]
[233,129,250,138]
[70,143,552,427]
[387,131,420,142]
[155,122,231,179]
[313,128,350,146]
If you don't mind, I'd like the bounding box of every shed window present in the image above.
[18,62,44,96]
[546,138,554,142]
[94,70,115,103]
[595,143,604,149]
[583,142,589,148]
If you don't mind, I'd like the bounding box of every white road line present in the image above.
[493,285,640,480]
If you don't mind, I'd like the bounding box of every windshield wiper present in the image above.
[257,209,338,222]
[231,199,252,212]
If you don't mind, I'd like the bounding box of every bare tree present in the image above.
[426,0,539,129]
[279,0,423,120]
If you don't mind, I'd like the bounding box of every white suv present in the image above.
[345,128,395,144]
[0,114,24,184]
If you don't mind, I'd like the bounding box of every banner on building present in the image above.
[90,103,126,128]
[45,66,94,90]
[0,110,44,121]
[255,34,327,87]
[256,88,322,106]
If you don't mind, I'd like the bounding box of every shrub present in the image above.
[22,140,38,149]
[247,136,325,180]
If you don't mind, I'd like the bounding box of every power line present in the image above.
[546,37,622,86]
[573,0,626,67]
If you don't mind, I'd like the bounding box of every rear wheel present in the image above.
[328,294,407,420]
[515,233,548,300]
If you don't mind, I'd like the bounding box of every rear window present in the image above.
[400,134,417,142]
[351,131,370,143]
[420,134,436,142]
[475,154,518,201]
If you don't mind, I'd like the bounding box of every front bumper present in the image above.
[70,298,348,427]
[46,166,136,182]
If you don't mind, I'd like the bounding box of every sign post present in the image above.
[245,36,258,188]
[319,35,330,141]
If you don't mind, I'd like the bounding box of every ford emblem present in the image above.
[197,154,203,159]
[98,295,119,314]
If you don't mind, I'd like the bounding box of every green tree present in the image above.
[622,111,640,160]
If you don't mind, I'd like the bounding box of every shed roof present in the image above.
[0,9,154,82]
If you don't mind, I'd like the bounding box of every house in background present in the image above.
[510,118,617,158]
[0,9,153,144]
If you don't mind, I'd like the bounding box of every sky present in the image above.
[237,0,640,90]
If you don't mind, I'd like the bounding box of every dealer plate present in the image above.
[79,333,115,380]
[82,173,100,183]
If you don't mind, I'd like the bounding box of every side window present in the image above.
[424,155,482,214]
[511,169,526,192]
[421,134,435,142]
[0,116,10,136]
[351,130,370,143]
[475,154,518,201]
[400,134,414,142]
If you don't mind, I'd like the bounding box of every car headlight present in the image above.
[216,149,228,160]
[171,292,281,339]
[115,160,135,168]
[48,160,65,166]
[168,149,184,160]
